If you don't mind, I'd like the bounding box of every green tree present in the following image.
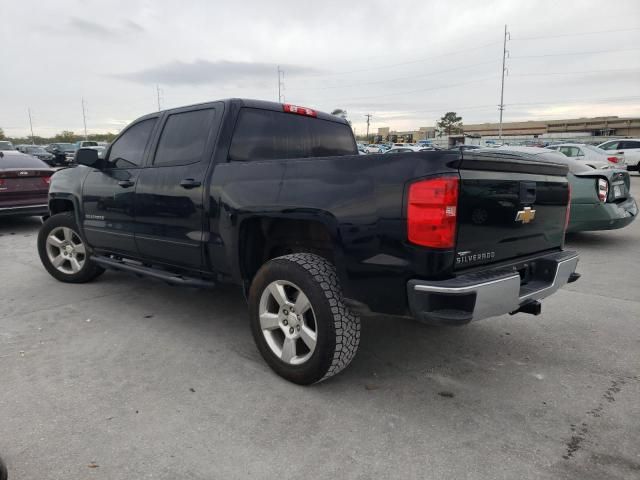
[436,112,463,136]
[0,127,5,140]
[55,131,76,142]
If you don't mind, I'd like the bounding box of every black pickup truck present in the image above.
[38,99,579,384]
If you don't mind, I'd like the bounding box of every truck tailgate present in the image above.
[455,151,569,270]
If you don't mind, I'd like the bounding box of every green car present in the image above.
[496,147,637,233]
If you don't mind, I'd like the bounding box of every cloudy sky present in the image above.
[2,0,639,137]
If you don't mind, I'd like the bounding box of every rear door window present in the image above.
[153,109,216,166]
[228,108,357,162]
[600,141,619,151]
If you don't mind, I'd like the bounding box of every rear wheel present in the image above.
[249,253,360,384]
[37,213,104,283]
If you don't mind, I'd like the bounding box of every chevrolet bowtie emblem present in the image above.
[515,207,536,224]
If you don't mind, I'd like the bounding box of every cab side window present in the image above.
[108,118,157,169]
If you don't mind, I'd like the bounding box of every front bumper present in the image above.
[407,250,579,325]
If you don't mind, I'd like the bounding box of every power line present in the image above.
[287,60,499,92]
[511,26,640,42]
[511,47,640,59]
[301,40,503,78]
[510,67,640,77]
[315,75,498,103]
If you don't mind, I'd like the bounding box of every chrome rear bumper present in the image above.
[407,250,579,325]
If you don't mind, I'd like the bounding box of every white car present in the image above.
[597,139,640,172]
[384,146,426,154]
[547,143,625,169]
[365,144,384,154]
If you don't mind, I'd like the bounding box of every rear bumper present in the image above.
[0,204,49,217]
[567,197,637,232]
[407,250,579,325]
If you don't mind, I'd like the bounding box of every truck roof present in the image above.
[137,98,349,125]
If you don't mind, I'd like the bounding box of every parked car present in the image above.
[494,146,637,232]
[16,145,56,165]
[385,146,424,154]
[74,141,99,149]
[0,150,53,217]
[597,139,640,172]
[46,143,77,165]
[0,141,16,151]
[547,143,625,169]
[365,144,384,154]
[39,99,579,385]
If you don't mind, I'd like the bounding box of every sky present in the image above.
[1,0,639,138]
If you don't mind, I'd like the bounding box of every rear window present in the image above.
[228,108,357,162]
[0,152,49,169]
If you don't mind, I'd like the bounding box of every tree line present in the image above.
[0,127,117,145]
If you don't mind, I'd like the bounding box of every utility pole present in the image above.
[498,24,510,141]
[156,84,162,111]
[28,108,35,145]
[365,114,372,142]
[277,66,285,103]
[81,97,88,141]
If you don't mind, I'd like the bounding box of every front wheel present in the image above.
[248,253,360,385]
[37,213,105,283]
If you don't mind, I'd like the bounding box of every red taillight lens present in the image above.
[597,178,609,202]
[283,104,317,117]
[564,182,571,231]
[607,156,619,163]
[42,176,52,186]
[407,176,459,248]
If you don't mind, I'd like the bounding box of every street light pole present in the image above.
[365,113,372,142]
[28,108,35,145]
[498,24,510,140]
[81,97,88,141]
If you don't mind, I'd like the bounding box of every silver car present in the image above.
[547,143,625,169]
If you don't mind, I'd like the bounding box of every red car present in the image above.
[0,150,54,217]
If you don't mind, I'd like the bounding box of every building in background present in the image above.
[374,116,640,146]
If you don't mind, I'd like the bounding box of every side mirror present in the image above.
[76,148,102,168]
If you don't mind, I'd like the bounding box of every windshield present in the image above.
[0,141,15,151]
[82,141,98,147]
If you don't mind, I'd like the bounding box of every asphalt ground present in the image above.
[1,176,639,480]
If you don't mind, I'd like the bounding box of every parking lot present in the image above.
[0,177,638,480]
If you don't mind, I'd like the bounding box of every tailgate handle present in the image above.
[520,181,537,204]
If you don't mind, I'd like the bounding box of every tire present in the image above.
[248,253,360,385]
[37,212,105,283]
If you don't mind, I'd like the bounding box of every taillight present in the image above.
[407,176,459,248]
[607,156,619,163]
[597,178,609,202]
[564,182,571,231]
[283,104,317,117]
[42,176,52,186]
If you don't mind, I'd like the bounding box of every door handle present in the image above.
[180,178,201,189]
[117,180,135,188]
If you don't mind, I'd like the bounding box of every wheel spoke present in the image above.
[69,257,82,273]
[293,292,311,315]
[62,227,74,242]
[280,337,296,363]
[268,282,289,307]
[74,243,86,255]
[259,312,280,331]
[299,325,317,350]
[47,235,64,248]
[51,255,65,268]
